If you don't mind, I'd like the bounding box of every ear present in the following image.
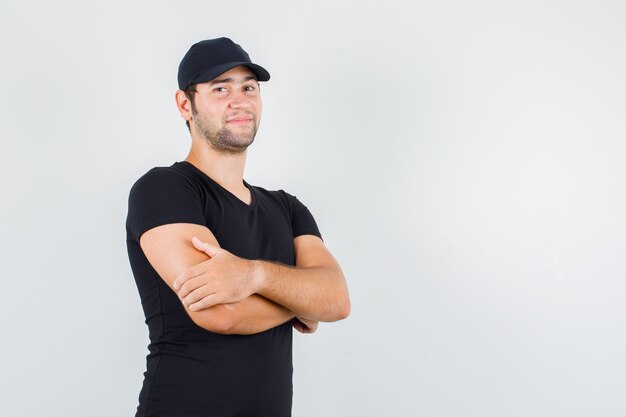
[175,90,193,123]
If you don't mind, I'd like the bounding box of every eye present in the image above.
[213,86,228,93]
[244,85,256,92]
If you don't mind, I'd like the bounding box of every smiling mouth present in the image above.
[226,118,253,124]
[226,112,255,124]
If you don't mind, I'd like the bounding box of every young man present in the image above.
[126,37,350,417]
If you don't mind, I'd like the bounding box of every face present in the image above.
[189,66,262,154]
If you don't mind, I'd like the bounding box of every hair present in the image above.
[183,84,197,131]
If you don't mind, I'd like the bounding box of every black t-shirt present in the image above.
[126,161,321,417]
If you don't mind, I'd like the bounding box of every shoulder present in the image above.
[126,163,207,241]
[250,184,294,205]
[129,162,201,196]
[250,185,312,217]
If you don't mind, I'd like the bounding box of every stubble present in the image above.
[191,105,258,154]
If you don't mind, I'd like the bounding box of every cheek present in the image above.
[203,103,226,120]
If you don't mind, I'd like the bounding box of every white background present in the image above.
[1,1,625,416]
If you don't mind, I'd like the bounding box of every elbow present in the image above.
[326,294,351,322]
[326,272,351,321]
[188,305,237,334]
[336,269,351,320]
[336,297,351,320]
[207,316,236,334]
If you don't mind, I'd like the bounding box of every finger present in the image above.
[191,236,221,257]
[174,265,206,291]
[189,293,220,311]
[181,284,213,307]
[297,318,318,334]
[177,275,209,299]
[292,320,305,333]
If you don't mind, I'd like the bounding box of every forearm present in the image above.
[253,261,350,323]
[175,234,351,324]
[189,294,295,335]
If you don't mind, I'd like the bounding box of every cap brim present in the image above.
[189,61,270,87]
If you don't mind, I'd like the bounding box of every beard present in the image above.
[191,105,258,154]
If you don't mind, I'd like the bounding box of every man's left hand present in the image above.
[292,317,319,334]
[173,237,261,311]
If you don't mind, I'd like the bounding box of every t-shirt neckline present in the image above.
[176,161,256,209]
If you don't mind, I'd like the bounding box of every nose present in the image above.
[228,91,252,109]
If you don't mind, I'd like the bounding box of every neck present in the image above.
[184,140,248,192]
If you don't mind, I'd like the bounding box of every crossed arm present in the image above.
[140,222,350,335]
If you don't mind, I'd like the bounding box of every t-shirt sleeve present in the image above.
[126,167,206,242]
[284,192,322,240]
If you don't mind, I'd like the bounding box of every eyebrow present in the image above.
[209,75,258,85]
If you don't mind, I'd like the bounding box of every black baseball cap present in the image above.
[177,37,270,90]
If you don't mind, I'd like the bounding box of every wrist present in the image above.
[250,260,267,294]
